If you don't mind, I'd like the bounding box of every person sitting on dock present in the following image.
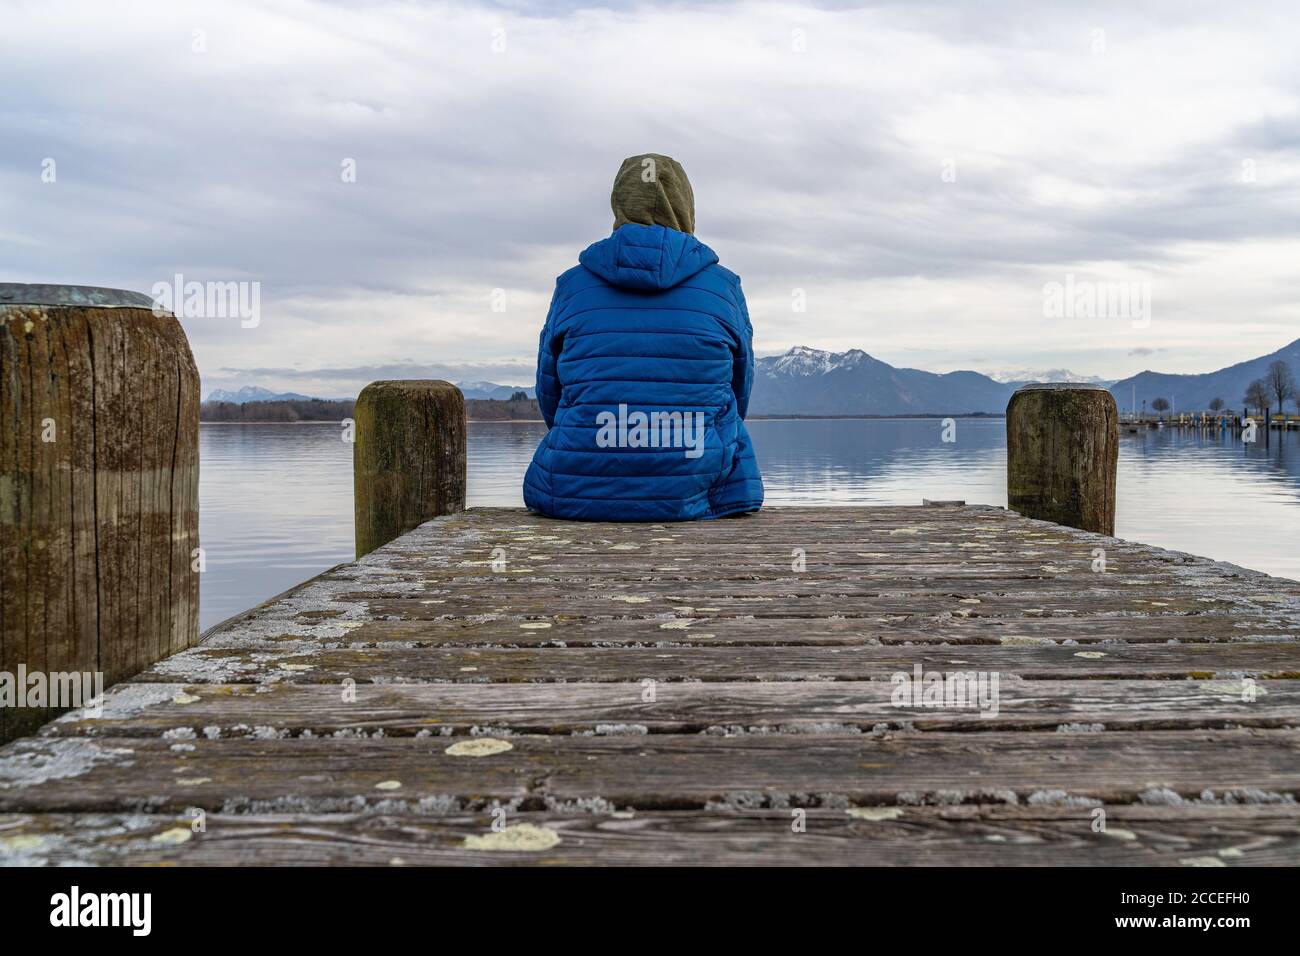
[523,153,764,521]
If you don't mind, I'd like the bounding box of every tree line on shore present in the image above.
[200,393,542,422]
[200,398,356,421]
[1144,359,1298,418]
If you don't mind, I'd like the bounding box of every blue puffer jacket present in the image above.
[523,223,764,521]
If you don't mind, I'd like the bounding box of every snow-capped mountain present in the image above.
[751,346,1017,416]
[765,346,874,377]
[205,386,317,403]
[456,381,535,400]
[990,368,1114,386]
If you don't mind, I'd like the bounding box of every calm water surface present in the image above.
[199,420,1300,630]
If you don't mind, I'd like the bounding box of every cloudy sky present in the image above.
[3,0,1298,398]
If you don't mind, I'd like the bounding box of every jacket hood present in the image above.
[611,153,695,234]
[578,224,719,292]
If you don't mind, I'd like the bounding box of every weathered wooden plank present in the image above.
[249,614,1299,648]
[4,806,1297,866]
[531,552,1210,582]
[357,593,1243,621]
[45,680,1300,738]
[368,538,1178,561]
[341,571,1266,596]
[130,641,1300,685]
[2,730,1296,814]
[344,576,1175,596]
[370,540,1202,563]
[361,506,1037,536]
[373,561,1203,586]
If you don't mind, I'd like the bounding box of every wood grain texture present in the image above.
[0,303,199,744]
[353,380,465,558]
[3,505,1299,864]
[1007,384,1118,534]
[2,731,1298,814]
[128,640,1300,684]
[4,806,1297,866]
[46,679,1300,737]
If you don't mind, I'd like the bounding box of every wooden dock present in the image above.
[3,504,1300,865]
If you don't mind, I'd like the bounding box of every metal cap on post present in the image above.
[1006,382,1118,535]
[353,380,467,558]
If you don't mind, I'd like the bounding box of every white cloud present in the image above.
[2,0,1297,396]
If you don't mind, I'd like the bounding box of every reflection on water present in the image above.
[1113,424,1300,582]
[752,418,1008,506]
[199,419,1300,629]
[199,424,354,630]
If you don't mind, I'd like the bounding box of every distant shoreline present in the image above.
[749,413,1006,421]
[201,396,1015,424]
[465,412,1011,422]
[201,414,1010,424]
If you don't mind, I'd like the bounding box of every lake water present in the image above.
[198,419,1300,630]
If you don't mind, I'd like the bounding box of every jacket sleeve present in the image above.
[535,282,563,427]
[732,284,755,419]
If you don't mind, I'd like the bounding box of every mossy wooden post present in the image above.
[1006,383,1118,535]
[0,284,200,743]
[353,380,466,558]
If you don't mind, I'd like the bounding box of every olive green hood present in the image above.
[610,153,695,235]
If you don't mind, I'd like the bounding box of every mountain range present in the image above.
[747,339,1299,416]
[1106,338,1300,414]
[748,346,1015,416]
[455,381,535,400]
[209,337,1299,416]
[989,368,1115,386]
[205,386,319,404]
[206,382,536,404]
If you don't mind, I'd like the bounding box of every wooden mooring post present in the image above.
[0,284,200,744]
[353,380,466,558]
[1006,382,1118,535]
